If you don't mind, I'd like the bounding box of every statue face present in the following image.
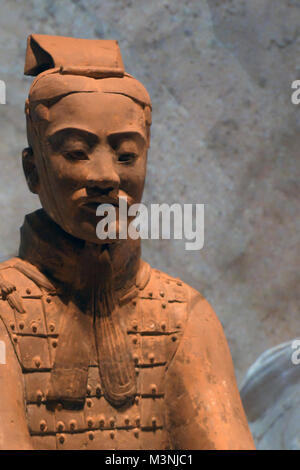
[28,92,148,244]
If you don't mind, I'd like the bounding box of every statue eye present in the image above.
[118,153,137,164]
[63,150,88,161]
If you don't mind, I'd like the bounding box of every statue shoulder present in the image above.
[0,256,51,324]
[144,264,224,344]
[0,257,28,315]
[140,263,216,337]
[144,263,206,312]
[143,265,191,299]
[0,256,53,294]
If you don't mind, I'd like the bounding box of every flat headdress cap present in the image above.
[24,34,151,111]
[25,34,125,77]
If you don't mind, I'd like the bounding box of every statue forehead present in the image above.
[42,92,147,139]
[29,72,151,109]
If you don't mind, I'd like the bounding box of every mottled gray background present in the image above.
[0,0,299,384]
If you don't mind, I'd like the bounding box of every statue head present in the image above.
[22,35,152,244]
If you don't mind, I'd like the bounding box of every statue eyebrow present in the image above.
[107,131,146,148]
[47,127,99,148]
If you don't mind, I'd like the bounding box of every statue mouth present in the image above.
[80,197,120,214]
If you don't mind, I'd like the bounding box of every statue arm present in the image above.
[0,317,33,449]
[165,288,255,450]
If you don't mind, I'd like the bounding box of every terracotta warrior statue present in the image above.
[0,34,254,450]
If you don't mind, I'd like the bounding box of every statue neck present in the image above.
[18,209,144,298]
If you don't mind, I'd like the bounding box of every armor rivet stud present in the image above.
[86,385,92,395]
[162,303,167,309]
[12,334,18,343]
[110,431,115,439]
[151,384,157,394]
[152,416,157,427]
[34,356,41,368]
[31,322,38,333]
[135,416,140,426]
[132,320,138,331]
[99,416,105,427]
[52,340,58,348]
[10,323,15,330]
[19,321,24,330]
[26,288,31,295]
[133,353,139,364]
[87,398,92,408]
[49,323,55,332]
[134,430,139,438]
[87,417,94,428]
[58,435,65,444]
[109,417,115,428]
[46,297,51,303]
[88,431,94,441]
[96,385,101,397]
[57,421,65,432]
[161,321,166,330]
[148,292,153,297]
[172,335,177,342]
[177,281,182,286]
[148,352,155,363]
[36,390,43,403]
[160,291,165,297]
[69,420,77,432]
[135,368,139,376]
[40,420,47,432]
[132,299,137,306]
[124,416,130,426]
[132,336,138,344]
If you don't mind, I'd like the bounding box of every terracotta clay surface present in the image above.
[0,34,255,450]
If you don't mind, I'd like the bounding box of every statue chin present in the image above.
[40,202,133,246]
[67,221,129,246]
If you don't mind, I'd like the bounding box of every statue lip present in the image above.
[79,196,120,213]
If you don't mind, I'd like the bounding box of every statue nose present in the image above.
[85,155,120,193]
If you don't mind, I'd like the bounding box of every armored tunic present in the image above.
[0,210,254,450]
[0,215,190,450]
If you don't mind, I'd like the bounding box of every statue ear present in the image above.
[22,147,39,194]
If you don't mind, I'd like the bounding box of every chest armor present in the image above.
[0,258,188,450]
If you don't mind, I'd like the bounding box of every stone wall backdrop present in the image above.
[0,0,299,387]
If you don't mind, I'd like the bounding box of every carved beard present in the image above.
[92,247,137,406]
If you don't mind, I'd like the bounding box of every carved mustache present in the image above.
[78,195,120,208]
[76,192,135,210]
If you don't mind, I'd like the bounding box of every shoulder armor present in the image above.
[0,257,60,372]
